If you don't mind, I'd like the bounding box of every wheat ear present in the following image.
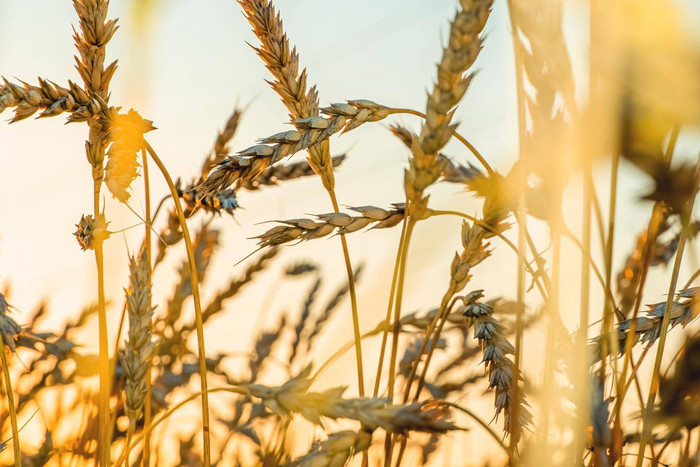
[120,254,156,464]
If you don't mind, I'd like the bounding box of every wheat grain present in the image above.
[284,261,319,277]
[72,0,118,100]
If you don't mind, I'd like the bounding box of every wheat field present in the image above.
[0,0,699,465]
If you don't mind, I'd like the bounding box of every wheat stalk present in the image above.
[71,1,119,463]
[0,293,21,465]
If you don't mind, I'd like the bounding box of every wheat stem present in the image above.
[0,333,21,466]
[384,215,416,466]
[387,215,416,400]
[144,142,211,466]
[615,126,679,434]
[327,192,365,396]
[373,216,409,397]
[573,148,593,463]
[142,148,153,467]
[93,184,111,467]
[115,386,247,466]
[506,1,531,458]
[409,296,462,401]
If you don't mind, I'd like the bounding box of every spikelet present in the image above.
[73,213,111,251]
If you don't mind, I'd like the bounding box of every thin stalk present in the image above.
[144,142,211,466]
[563,227,613,307]
[615,126,679,431]
[94,180,111,467]
[621,346,650,401]
[0,333,21,466]
[573,142,593,464]
[122,427,133,467]
[682,267,700,289]
[409,297,462,401]
[591,183,608,270]
[613,204,663,415]
[600,152,619,387]
[538,194,563,459]
[142,148,153,467]
[508,8,529,457]
[108,302,127,451]
[384,215,416,466]
[637,180,698,466]
[328,191,365,396]
[651,427,680,465]
[373,217,409,397]
[312,327,384,383]
[510,201,528,462]
[390,108,553,298]
[387,216,416,399]
[394,437,407,467]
